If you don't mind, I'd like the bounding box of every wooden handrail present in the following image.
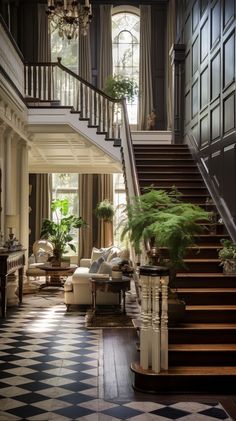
[24,59,140,201]
[121,99,140,198]
[56,58,121,104]
[25,58,121,104]
[187,133,236,242]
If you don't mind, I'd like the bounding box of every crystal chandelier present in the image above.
[46,0,92,41]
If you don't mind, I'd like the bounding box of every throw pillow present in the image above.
[106,247,121,262]
[91,247,107,263]
[89,256,105,273]
[98,261,112,275]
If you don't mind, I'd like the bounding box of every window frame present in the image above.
[112,5,140,128]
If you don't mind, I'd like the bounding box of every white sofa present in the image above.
[64,246,131,310]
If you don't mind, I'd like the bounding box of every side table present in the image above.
[90,276,130,314]
[39,264,77,288]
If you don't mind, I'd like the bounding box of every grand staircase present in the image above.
[131,143,236,393]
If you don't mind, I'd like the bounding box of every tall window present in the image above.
[50,173,79,255]
[113,173,127,248]
[51,25,78,73]
[112,8,140,124]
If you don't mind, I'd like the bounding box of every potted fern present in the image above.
[95,199,115,222]
[122,188,212,278]
[40,198,87,266]
[218,239,236,275]
[121,188,211,323]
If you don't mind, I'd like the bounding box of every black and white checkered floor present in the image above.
[0,292,232,420]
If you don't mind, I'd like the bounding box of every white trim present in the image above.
[112,5,140,16]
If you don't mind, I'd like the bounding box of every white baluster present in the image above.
[45,66,49,101]
[35,66,39,99]
[25,66,28,96]
[160,275,169,370]
[140,274,152,370]
[151,275,161,373]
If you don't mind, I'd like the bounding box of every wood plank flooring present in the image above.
[102,328,236,419]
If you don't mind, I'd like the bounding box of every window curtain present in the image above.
[78,174,114,260]
[79,174,96,260]
[97,174,113,248]
[97,7,114,249]
[37,3,50,61]
[98,5,113,89]
[35,175,50,240]
[138,5,153,130]
[35,6,50,242]
[78,28,92,82]
[166,0,176,130]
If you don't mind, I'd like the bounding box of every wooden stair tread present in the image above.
[169,344,236,351]
[171,322,236,329]
[131,362,236,375]
[133,319,236,329]
[138,184,207,190]
[136,156,195,159]
[136,170,199,174]
[139,177,203,182]
[183,258,220,262]
[186,305,236,310]
[176,272,233,277]
[162,245,221,250]
[177,288,236,293]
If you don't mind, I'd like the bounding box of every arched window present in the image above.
[50,25,78,73]
[112,7,140,125]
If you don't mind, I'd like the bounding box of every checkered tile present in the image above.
[0,292,232,420]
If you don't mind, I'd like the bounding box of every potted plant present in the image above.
[95,199,115,222]
[40,198,86,266]
[103,74,138,102]
[121,188,212,324]
[218,239,236,275]
[121,188,212,280]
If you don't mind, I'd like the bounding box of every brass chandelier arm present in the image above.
[46,0,92,40]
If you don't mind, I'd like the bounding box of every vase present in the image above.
[112,270,122,279]
[223,260,236,275]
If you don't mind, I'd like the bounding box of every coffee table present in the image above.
[39,264,77,288]
[90,276,130,314]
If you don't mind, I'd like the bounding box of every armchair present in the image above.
[26,240,53,282]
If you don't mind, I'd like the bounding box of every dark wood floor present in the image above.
[103,328,236,419]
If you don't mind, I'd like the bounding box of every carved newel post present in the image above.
[138,265,169,374]
[170,44,185,144]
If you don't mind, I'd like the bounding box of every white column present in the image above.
[5,128,13,216]
[0,122,7,233]
[20,141,29,252]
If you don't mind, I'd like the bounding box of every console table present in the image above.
[0,249,25,318]
[90,276,130,314]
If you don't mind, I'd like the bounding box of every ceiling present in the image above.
[27,123,122,174]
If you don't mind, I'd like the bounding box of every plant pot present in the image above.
[168,295,186,326]
[223,260,236,275]
[112,270,122,279]
[61,256,70,268]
